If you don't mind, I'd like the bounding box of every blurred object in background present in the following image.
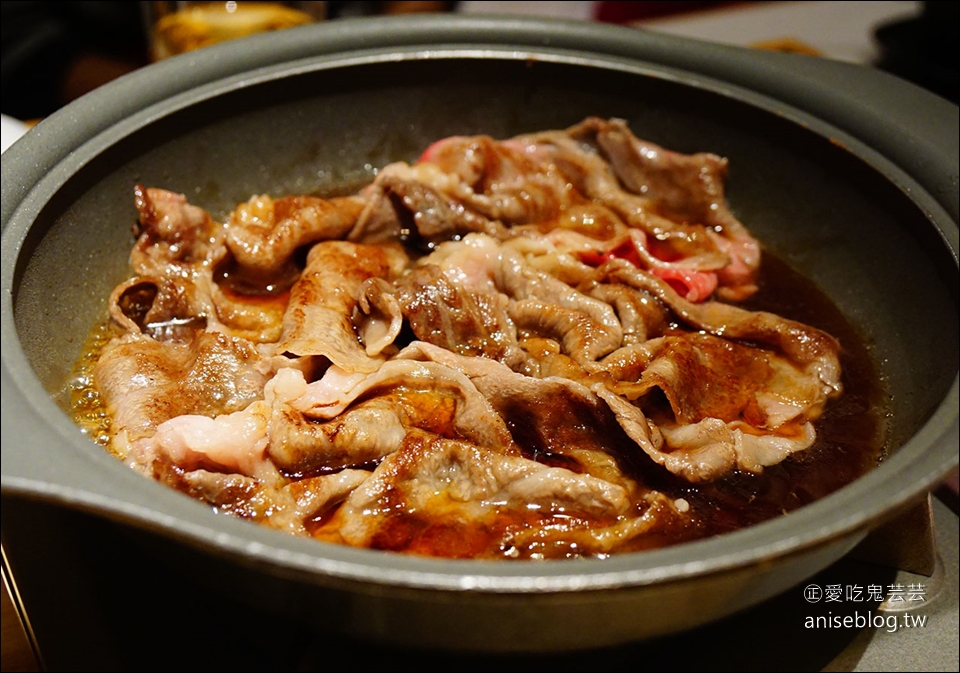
[327,1,456,18]
[145,2,455,60]
[621,1,923,64]
[593,1,747,23]
[1,2,149,120]
[1,114,30,153]
[874,0,958,103]
[0,1,454,120]
[2,2,952,122]
[454,2,748,22]
[146,2,327,60]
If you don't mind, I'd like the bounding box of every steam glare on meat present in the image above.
[73,117,883,560]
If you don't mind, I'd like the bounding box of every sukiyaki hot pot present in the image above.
[2,15,957,652]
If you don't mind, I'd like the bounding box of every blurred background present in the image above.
[1,1,956,126]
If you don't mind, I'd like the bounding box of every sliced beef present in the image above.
[417,134,573,225]
[594,334,829,482]
[126,399,277,483]
[292,359,520,456]
[108,275,207,339]
[584,282,669,345]
[356,277,404,357]
[263,366,409,474]
[276,240,404,372]
[90,118,854,560]
[129,186,290,342]
[132,184,226,275]
[595,259,842,398]
[225,193,365,279]
[326,430,658,559]
[94,330,268,454]
[169,468,370,537]
[396,342,644,487]
[349,161,509,247]
[394,262,523,366]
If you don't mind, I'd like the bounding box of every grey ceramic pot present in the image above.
[2,14,957,652]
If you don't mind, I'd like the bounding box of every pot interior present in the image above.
[12,55,956,451]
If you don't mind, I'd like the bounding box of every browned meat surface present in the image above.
[294,359,519,455]
[82,118,878,560]
[132,184,226,273]
[394,262,523,365]
[416,134,573,225]
[226,193,365,280]
[94,330,268,455]
[322,430,673,559]
[157,467,370,537]
[276,240,406,372]
[129,186,291,342]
